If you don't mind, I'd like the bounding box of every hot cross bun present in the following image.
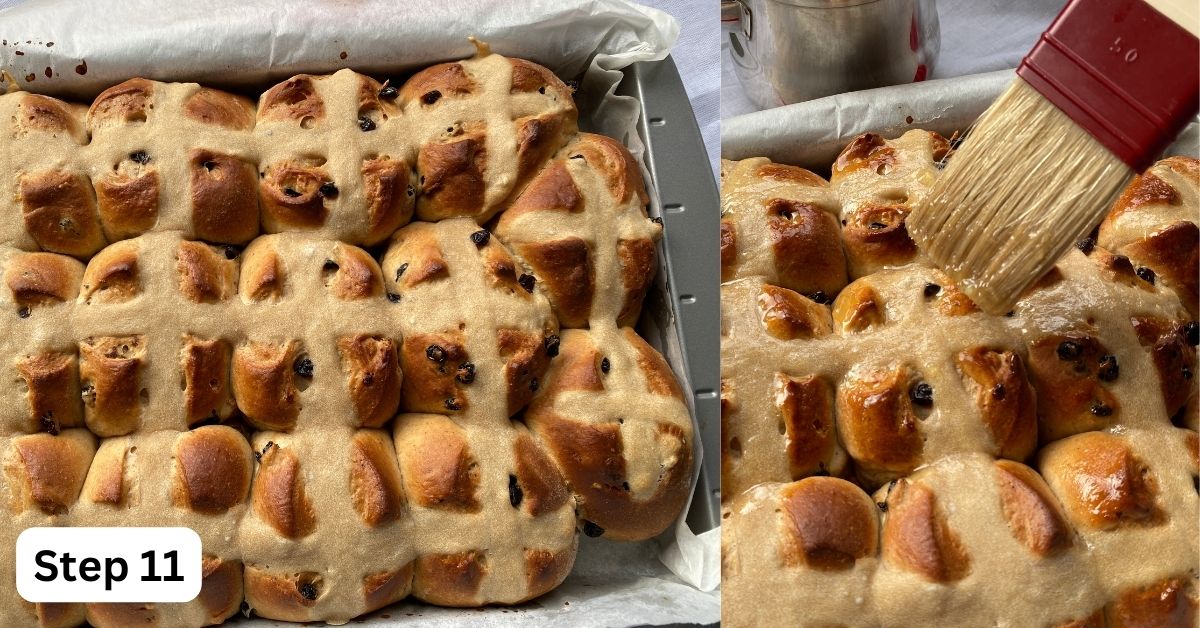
[0,46,692,626]
[721,135,1199,627]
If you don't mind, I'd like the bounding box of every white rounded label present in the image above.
[16,527,203,603]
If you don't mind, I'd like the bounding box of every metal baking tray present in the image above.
[617,56,721,535]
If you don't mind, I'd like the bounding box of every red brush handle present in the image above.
[1017,0,1199,171]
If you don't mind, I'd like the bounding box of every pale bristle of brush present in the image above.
[908,78,1134,315]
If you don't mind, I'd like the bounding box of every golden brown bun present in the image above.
[189,150,260,245]
[79,336,146,436]
[5,430,96,514]
[836,365,925,486]
[79,239,141,305]
[719,157,847,297]
[497,133,658,328]
[1027,332,1121,443]
[170,426,253,514]
[382,218,557,417]
[338,335,402,428]
[401,57,577,222]
[394,413,481,513]
[231,340,302,431]
[176,241,237,304]
[1099,156,1199,315]
[19,170,106,258]
[524,328,692,541]
[349,430,405,527]
[1040,431,1163,531]
[831,130,949,278]
[94,157,158,241]
[779,477,879,570]
[15,351,84,435]
[1106,576,1198,628]
[251,440,316,539]
[5,252,84,309]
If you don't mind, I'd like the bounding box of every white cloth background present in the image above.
[721,0,1067,119]
[634,0,721,178]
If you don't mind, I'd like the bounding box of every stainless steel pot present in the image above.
[723,0,940,109]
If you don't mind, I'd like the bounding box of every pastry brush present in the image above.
[907,0,1199,314]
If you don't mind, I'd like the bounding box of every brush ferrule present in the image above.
[1017,0,1198,171]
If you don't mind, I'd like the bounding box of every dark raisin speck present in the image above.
[293,356,314,378]
[869,221,887,230]
[582,520,604,537]
[298,582,317,601]
[545,334,560,357]
[471,229,490,247]
[202,160,216,171]
[318,182,338,198]
[17,307,30,319]
[363,373,374,386]
[322,259,339,273]
[508,474,523,508]
[129,150,149,164]
[378,85,398,100]
[1135,267,1156,284]
[358,116,376,132]
[923,283,941,298]
[1076,237,1095,255]
[876,501,888,512]
[600,357,611,374]
[223,245,239,260]
[283,187,301,198]
[387,292,401,303]
[421,90,442,105]
[1186,321,1199,346]
[395,263,408,282]
[456,362,475,384]
[406,185,414,197]
[991,384,1006,400]
[909,382,933,407]
[1097,355,1119,382]
[426,345,446,363]
[444,398,461,411]
[518,273,536,293]
[40,412,58,435]
[537,86,546,94]
[1090,403,1113,417]
[650,216,663,225]
[530,378,539,392]
[1056,340,1083,360]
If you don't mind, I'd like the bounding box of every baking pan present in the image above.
[0,1,720,621]
[618,56,722,534]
